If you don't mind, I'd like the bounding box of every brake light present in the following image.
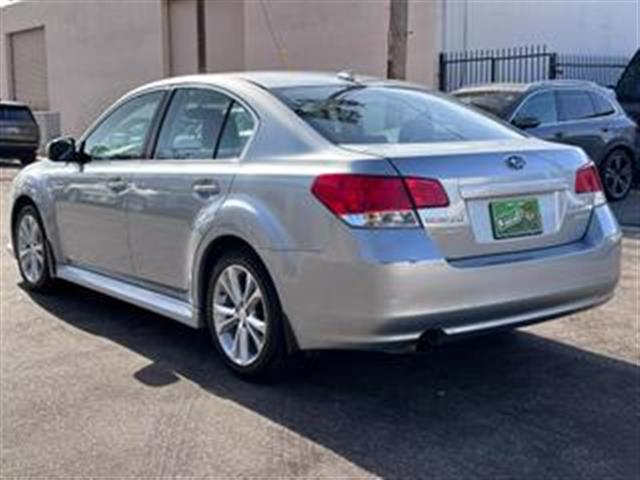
[311,174,449,228]
[404,178,450,208]
[575,164,603,193]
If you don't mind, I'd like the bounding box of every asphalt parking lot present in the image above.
[1,163,638,479]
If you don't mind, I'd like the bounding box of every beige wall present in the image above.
[243,0,390,77]
[205,0,245,73]
[0,0,167,137]
[0,0,442,139]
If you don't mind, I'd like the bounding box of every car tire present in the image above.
[600,149,634,201]
[13,205,55,291]
[206,248,287,380]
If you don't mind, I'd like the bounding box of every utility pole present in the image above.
[196,0,206,73]
[387,0,409,79]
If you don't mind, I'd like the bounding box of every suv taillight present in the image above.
[575,164,603,193]
[311,174,449,228]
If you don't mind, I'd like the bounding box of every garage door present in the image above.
[10,27,49,111]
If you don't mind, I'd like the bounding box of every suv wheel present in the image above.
[206,249,286,380]
[601,149,634,201]
[13,205,54,291]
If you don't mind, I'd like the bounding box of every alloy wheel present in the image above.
[212,265,268,366]
[603,151,633,200]
[17,213,45,284]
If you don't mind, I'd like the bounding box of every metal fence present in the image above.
[438,45,629,92]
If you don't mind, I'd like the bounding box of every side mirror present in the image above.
[47,137,88,163]
[512,116,541,130]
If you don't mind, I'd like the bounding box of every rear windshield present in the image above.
[0,106,34,122]
[274,86,522,145]
[454,91,522,117]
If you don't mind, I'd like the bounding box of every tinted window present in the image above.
[557,90,596,121]
[455,91,521,117]
[589,92,616,116]
[617,51,640,101]
[513,91,558,125]
[155,88,232,160]
[0,106,33,122]
[84,92,163,160]
[217,102,256,159]
[275,86,521,144]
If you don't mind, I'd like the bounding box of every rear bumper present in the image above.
[272,205,622,351]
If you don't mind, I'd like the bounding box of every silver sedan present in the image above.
[9,72,622,379]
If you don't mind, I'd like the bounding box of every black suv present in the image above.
[0,101,40,165]
[454,81,637,201]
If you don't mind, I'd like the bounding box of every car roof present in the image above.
[135,71,425,93]
[0,100,31,108]
[454,79,608,95]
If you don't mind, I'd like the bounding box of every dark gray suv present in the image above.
[454,81,637,201]
[0,101,40,166]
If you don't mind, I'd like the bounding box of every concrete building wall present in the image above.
[0,0,167,137]
[168,0,199,75]
[243,0,390,78]
[443,0,639,56]
[204,0,245,72]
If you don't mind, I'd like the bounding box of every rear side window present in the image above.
[557,90,596,121]
[217,102,256,159]
[589,92,616,116]
[0,106,33,122]
[155,88,232,160]
[274,86,521,145]
[513,91,558,124]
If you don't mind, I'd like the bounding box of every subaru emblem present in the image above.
[506,155,526,170]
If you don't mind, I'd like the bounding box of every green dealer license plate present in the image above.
[490,197,543,240]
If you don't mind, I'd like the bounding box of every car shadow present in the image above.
[24,282,640,479]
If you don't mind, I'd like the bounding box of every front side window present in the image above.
[83,92,164,160]
[274,86,521,145]
[557,90,596,121]
[455,91,521,117]
[155,88,232,160]
[513,91,558,125]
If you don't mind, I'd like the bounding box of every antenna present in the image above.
[337,70,357,82]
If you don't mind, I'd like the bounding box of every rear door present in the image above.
[555,89,608,162]
[127,86,256,292]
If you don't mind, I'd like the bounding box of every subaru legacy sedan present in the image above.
[9,72,621,379]
[453,81,637,201]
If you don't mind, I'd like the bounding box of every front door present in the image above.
[52,91,165,277]
[127,87,256,292]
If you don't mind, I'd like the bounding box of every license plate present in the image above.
[490,197,543,240]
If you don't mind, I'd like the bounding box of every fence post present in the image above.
[490,56,497,82]
[438,52,447,91]
[549,52,558,79]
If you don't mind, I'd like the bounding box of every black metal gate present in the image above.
[438,45,629,92]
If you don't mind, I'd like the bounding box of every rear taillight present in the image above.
[311,174,449,228]
[575,164,603,193]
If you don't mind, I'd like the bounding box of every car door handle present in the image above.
[106,177,128,193]
[554,132,564,140]
[192,179,220,198]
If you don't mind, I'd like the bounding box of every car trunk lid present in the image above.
[341,139,596,259]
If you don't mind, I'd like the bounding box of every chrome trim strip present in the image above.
[56,265,197,328]
[442,292,613,335]
[460,178,568,199]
